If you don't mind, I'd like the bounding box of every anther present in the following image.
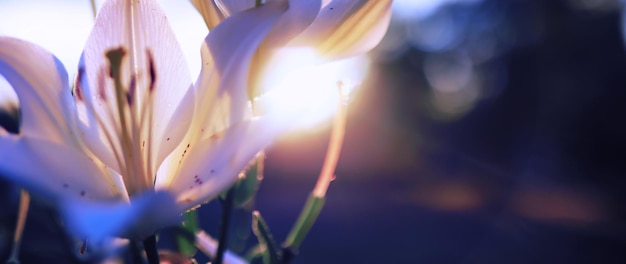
[106,48,126,78]
[73,67,86,101]
[146,49,156,92]
[127,75,136,105]
[97,67,108,101]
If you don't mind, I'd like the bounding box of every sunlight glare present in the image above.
[256,48,369,130]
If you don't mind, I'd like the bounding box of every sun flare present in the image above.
[255,48,369,129]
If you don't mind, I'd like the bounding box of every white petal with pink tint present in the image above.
[78,0,194,174]
[0,37,76,145]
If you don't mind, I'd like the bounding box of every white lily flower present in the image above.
[0,0,293,241]
[189,0,392,122]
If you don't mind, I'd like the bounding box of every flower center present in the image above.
[107,48,156,195]
[73,47,158,196]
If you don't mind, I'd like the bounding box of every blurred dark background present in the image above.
[259,0,626,263]
[2,0,626,263]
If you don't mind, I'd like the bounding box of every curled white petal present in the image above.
[0,37,76,144]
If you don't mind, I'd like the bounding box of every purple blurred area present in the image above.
[2,0,626,263]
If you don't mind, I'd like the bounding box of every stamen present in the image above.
[73,82,84,102]
[97,67,108,101]
[80,79,127,180]
[106,47,141,194]
[145,49,156,185]
[127,75,136,105]
[73,63,126,198]
[125,75,148,192]
[73,67,85,102]
[146,49,156,92]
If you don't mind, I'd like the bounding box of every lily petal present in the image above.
[0,135,118,201]
[289,0,393,58]
[153,41,224,190]
[215,0,260,16]
[169,116,288,210]
[206,0,286,122]
[78,0,194,173]
[62,191,180,241]
[248,0,321,97]
[0,37,76,144]
[206,0,320,122]
[262,0,322,49]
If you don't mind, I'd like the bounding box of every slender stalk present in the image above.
[90,0,97,19]
[130,240,144,264]
[312,83,349,198]
[281,83,351,264]
[143,235,159,264]
[6,190,30,264]
[214,188,235,264]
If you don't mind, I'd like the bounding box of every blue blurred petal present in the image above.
[0,135,119,200]
[62,191,181,240]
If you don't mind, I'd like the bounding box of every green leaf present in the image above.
[251,211,281,264]
[244,244,264,262]
[176,210,199,257]
[234,156,263,207]
[282,194,326,252]
[230,206,254,254]
[220,155,263,206]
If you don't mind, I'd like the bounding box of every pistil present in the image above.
[106,48,151,195]
[107,48,139,193]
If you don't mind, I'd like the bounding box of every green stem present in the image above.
[143,235,159,264]
[214,188,235,264]
[282,194,325,254]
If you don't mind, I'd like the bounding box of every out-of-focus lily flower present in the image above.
[193,0,392,57]
[190,0,392,121]
[0,0,291,241]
